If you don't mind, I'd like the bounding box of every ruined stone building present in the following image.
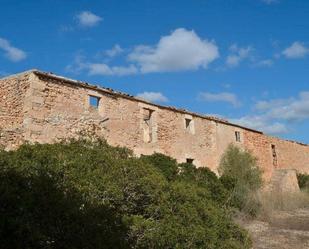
[1,70,309,181]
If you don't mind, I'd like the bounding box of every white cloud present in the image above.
[255,91,309,122]
[128,28,219,73]
[254,59,274,67]
[282,42,309,59]
[232,115,288,134]
[232,91,309,135]
[77,11,102,27]
[67,28,219,76]
[65,53,85,73]
[198,92,241,107]
[226,44,253,67]
[105,44,123,57]
[66,28,219,76]
[87,63,138,76]
[0,38,27,62]
[136,92,169,103]
[66,54,138,76]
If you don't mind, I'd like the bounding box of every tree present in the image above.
[219,144,263,216]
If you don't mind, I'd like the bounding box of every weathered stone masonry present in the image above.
[1,70,309,181]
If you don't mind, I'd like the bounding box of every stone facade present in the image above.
[1,70,309,181]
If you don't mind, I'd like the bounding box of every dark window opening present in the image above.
[186,158,194,164]
[89,95,100,108]
[185,118,194,134]
[185,118,191,129]
[143,108,154,143]
[143,109,153,123]
[235,131,241,142]
[271,144,278,167]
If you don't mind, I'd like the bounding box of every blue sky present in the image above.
[1,0,309,143]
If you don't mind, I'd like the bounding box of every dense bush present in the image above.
[297,173,309,192]
[140,153,178,181]
[141,153,229,204]
[219,144,263,217]
[0,139,251,249]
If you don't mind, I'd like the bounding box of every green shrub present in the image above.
[0,139,251,249]
[219,144,263,216]
[297,173,309,192]
[140,153,178,181]
[176,162,229,205]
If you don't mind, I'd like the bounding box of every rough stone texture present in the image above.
[0,73,31,149]
[244,131,309,180]
[1,70,309,181]
[244,131,275,180]
[266,169,300,193]
[270,136,309,174]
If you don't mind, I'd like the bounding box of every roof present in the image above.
[27,69,264,134]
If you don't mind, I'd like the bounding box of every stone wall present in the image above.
[269,136,309,174]
[244,131,274,180]
[244,131,309,180]
[22,73,109,145]
[1,70,309,179]
[0,73,31,149]
[21,73,221,169]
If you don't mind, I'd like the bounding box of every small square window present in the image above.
[186,158,194,164]
[235,131,241,142]
[89,95,100,108]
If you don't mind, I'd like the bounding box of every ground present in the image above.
[241,209,309,249]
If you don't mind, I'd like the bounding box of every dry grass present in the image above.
[242,213,309,249]
[234,180,309,248]
[237,191,309,249]
[258,190,309,223]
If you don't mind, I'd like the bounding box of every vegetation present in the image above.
[297,173,309,192]
[0,139,251,249]
[219,145,263,217]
